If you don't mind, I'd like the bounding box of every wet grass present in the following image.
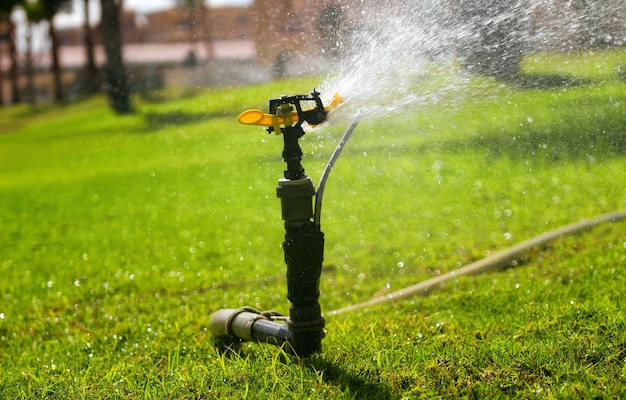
[1,49,625,398]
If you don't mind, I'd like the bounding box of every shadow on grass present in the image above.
[482,74,626,163]
[140,110,234,131]
[372,87,626,165]
[361,107,626,166]
[210,344,395,398]
[467,103,626,163]
[509,73,591,89]
[137,88,203,104]
[305,357,396,399]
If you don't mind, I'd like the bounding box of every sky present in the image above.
[53,0,254,28]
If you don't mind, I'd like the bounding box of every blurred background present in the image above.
[1,0,625,108]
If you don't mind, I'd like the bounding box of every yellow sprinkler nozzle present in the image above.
[326,92,344,112]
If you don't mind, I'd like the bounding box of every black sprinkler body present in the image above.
[267,92,328,132]
[209,90,345,357]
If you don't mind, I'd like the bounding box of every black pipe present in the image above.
[276,125,326,357]
[314,115,361,226]
[281,122,306,180]
[282,221,325,356]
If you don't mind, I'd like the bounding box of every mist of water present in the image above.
[319,0,472,120]
[317,0,625,122]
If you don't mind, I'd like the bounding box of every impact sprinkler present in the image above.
[209,90,354,357]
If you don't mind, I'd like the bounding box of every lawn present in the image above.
[0,50,625,398]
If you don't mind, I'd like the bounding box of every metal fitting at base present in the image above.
[208,308,290,346]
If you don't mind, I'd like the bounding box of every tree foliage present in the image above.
[454,0,526,81]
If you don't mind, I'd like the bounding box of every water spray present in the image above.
[209,90,352,357]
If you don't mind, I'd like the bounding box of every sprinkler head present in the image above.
[238,90,343,134]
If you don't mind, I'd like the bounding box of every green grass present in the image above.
[1,50,625,398]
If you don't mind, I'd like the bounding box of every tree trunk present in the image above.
[8,18,20,104]
[99,0,131,114]
[0,37,4,106]
[48,19,64,102]
[83,0,99,95]
[25,21,36,104]
[455,0,525,81]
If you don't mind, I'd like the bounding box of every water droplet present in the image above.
[432,160,444,172]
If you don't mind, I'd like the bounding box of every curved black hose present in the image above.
[314,116,361,226]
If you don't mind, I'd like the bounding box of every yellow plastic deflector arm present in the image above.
[238,109,291,127]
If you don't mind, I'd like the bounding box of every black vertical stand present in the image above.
[276,124,325,357]
[209,91,331,357]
